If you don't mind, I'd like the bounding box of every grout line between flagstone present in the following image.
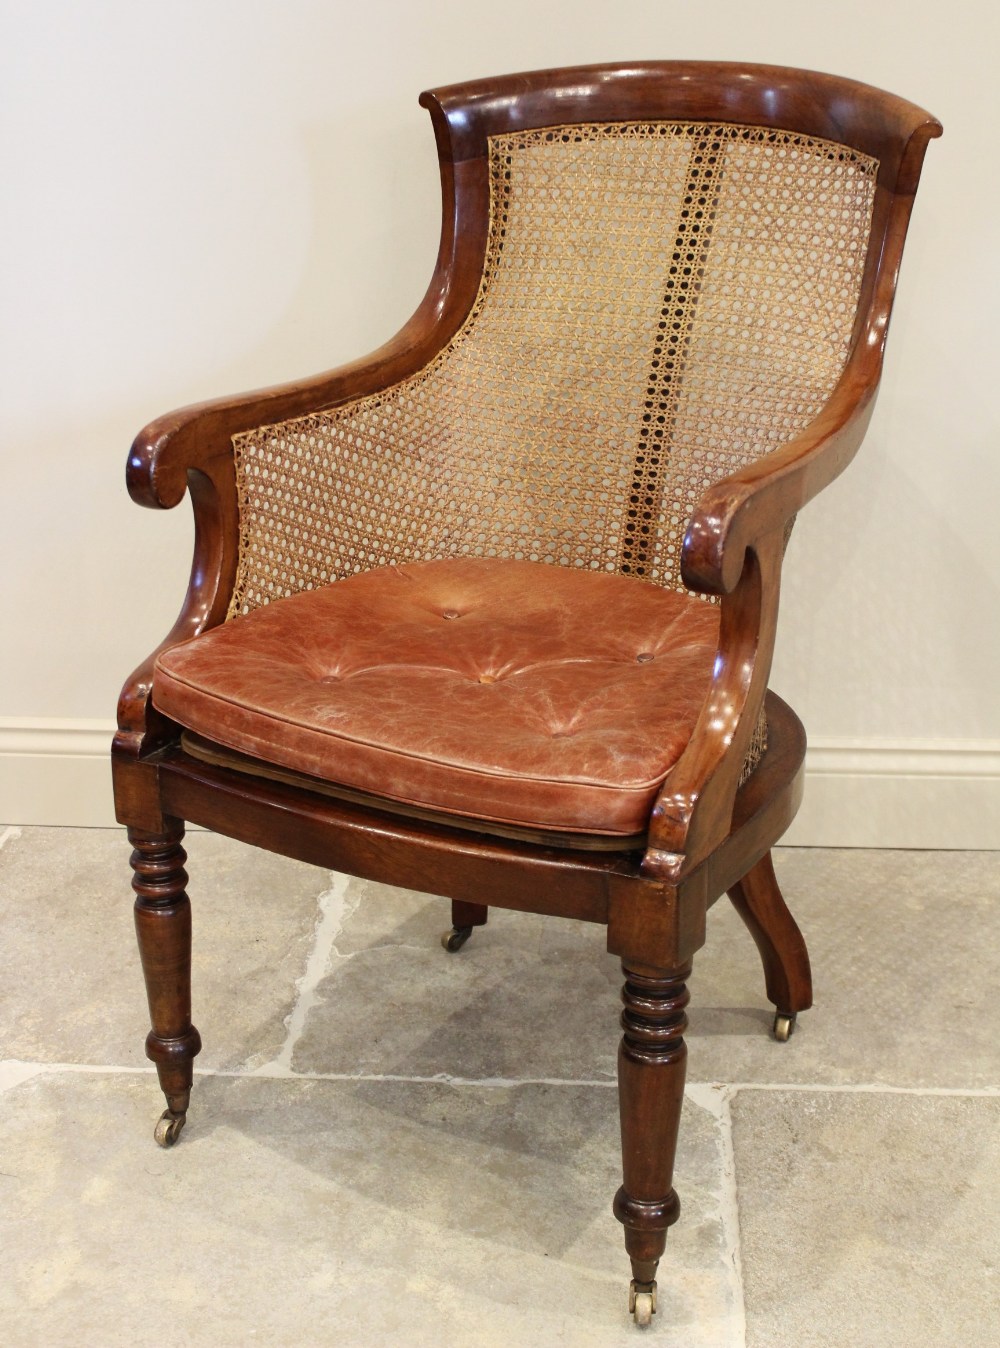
[686,1083,747,1348]
[253,870,358,1077]
[0,1060,50,1093]
[3,1058,996,1097]
[721,1080,1000,1097]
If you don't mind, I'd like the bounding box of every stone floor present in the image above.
[1,825,997,1346]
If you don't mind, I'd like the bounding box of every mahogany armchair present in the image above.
[113,62,939,1328]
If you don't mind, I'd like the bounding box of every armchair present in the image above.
[112,62,940,1328]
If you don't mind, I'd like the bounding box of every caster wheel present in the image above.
[441,926,473,953]
[773,1011,797,1042]
[633,1293,654,1328]
[153,1109,186,1148]
[628,1280,657,1327]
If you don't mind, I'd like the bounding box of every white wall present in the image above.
[2,0,998,843]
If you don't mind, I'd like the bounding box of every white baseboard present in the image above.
[782,738,1000,849]
[0,719,118,829]
[1,718,998,848]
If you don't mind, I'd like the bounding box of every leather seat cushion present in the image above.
[152,557,719,837]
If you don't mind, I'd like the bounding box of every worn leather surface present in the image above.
[153,558,720,836]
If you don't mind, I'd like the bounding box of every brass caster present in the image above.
[773,1011,797,1042]
[441,925,474,953]
[629,1279,657,1327]
[153,1109,186,1148]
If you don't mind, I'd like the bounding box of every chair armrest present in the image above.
[642,352,879,876]
[126,150,487,511]
[116,454,240,752]
[116,338,437,752]
[127,329,443,511]
[642,524,785,880]
[680,359,879,597]
[117,305,464,738]
[643,341,883,878]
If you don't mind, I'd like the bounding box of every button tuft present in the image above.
[442,609,460,620]
[636,652,655,663]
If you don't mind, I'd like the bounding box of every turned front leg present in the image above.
[129,825,202,1146]
[614,960,690,1324]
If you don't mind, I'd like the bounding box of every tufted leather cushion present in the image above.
[152,558,720,838]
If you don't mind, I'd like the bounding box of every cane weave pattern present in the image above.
[229,120,877,617]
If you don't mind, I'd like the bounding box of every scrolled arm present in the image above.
[117,351,410,747]
[117,309,475,748]
[115,454,240,749]
[125,323,443,513]
[124,148,486,514]
[642,527,785,881]
[642,346,884,878]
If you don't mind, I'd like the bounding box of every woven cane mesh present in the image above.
[229,121,877,616]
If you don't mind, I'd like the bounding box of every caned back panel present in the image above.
[229,122,877,616]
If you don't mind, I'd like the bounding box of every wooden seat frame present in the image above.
[112,62,940,1325]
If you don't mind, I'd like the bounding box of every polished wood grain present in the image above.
[728,851,813,1018]
[112,62,940,1324]
[613,962,689,1292]
[129,825,201,1128]
[421,61,940,169]
[450,898,489,932]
